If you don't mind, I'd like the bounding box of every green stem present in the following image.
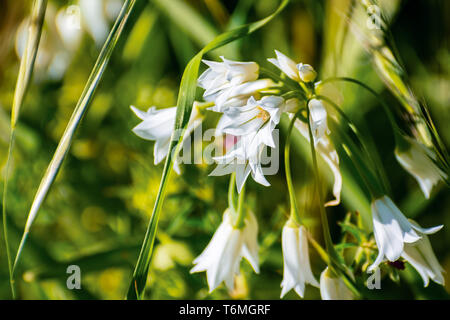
[305,106,337,266]
[285,113,302,225]
[315,94,386,197]
[228,172,237,212]
[3,0,47,299]
[2,132,17,299]
[319,77,404,146]
[13,0,137,275]
[233,183,246,228]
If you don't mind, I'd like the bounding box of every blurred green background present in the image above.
[0,0,449,299]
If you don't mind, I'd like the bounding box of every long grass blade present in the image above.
[126,0,289,300]
[2,0,47,299]
[12,0,138,275]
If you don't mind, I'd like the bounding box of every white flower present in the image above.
[130,104,201,174]
[280,223,319,298]
[395,136,447,199]
[320,267,355,300]
[210,133,271,192]
[290,114,342,206]
[55,6,83,51]
[198,57,259,94]
[207,79,275,112]
[268,50,300,81]
[79,0,110,47]
[297,63,317,82]
[401,225,445,287]
[198,57,269,111]
[368,196,443,271]
[190,209,259,292]
[217,96,283,146]
[308,99,330,146]
[209,96,284,192]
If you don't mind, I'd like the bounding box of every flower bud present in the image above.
[297,63,317,82]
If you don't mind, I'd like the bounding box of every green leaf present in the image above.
[126,0,290,300]
[2,0,47,299]
[12,0,139,276]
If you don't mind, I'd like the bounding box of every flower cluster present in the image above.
[130,50,447,300]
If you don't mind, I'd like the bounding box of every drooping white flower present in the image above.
[209,96,284,191]
[55,6,82,51]
[207,79,275,112]
[130,104,201,173]
[79,0,110,47]
[268,50,300,81]
[297,63,317,82]
[198,57,270,111]
[401,224,445,287]
[210,133,272,192]
[395,136,447,199]
[320,267,355,300]
[198,57,259,95]
[290,114,342,207]
[190,209,259,292]
[368,196,443,271]
[217,96,283,147]
[308,99,330,146]
[280,223,319,298]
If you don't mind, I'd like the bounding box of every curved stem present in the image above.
[315,94,387,197]
[319,77,404,146]
[285,113,302,225]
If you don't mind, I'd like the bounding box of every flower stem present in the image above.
[228,172,237,212]
[233,182,247,229]
[319,77,404,146]
[285,113,302,225]
[305,106,339,267]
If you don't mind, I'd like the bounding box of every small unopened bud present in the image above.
[297,63,317,82]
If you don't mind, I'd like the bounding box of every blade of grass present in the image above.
[12,0,138,275]
[126,0,290,299]
[2,0,47,299]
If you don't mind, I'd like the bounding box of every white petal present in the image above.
[268,50,300,81]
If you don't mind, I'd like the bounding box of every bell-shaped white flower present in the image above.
[79,0,110,47]
[130,104,201,173]
[320,267,355,300]
[198,57,259,95]
[297,63,317,82]
[401,220,445,287]
[395,136,447,199]
[210,133,272,192]
[198,57,267,111]
[55,6,83,51]
[308,99,330,146]
[280,223,319,298]
[190,209,259,292]
[217,96,283,147]
[210,96,283,192]
[369,196,443,271]
[205,78,276,112]
[290,114,342,206]
[268,50,300,81]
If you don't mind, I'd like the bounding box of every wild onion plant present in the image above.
[1,0,448,300]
